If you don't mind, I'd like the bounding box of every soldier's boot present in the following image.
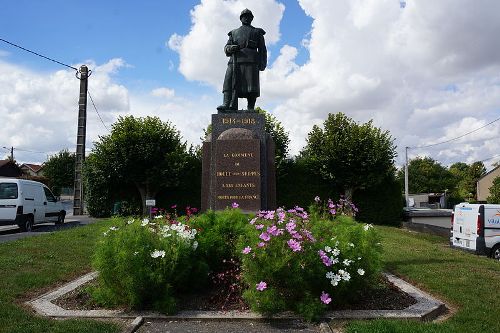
[216,92,232,112]
[247,96,256,111]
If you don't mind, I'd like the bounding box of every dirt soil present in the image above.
[54,275,416,312]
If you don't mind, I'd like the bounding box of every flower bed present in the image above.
[91,198,383,320]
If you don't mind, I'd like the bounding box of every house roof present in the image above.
[21,163,44,173]
[0,159,13,167]
[478,165,500,182]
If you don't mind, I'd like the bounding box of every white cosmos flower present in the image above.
[343,259,352,266]
[357,269,365,276]
[103,231,108,236]
[331,248,340,256]
[324,246,332,253]
[154,215,163,219]
[363,224,373,231]
[127,219,135,225]
[109,226,119,231]
[331,279,339,286]
[341,271,351,281]
[326,271,335,279]
[330,257,339,265]
[134,251,139,256]
[151,250,166,258]
[141,218,150,226]
[348,243,355,248]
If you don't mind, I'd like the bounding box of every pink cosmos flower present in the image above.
[249,217,257,225]
[320,291,331,304]
[242,246,252,254]
[256,281,267,291]
[259,232,271,242]
[319,250,333,266]
[286,221,296,233]
[257,242,266,248]
[287,239,302,252]
[255,224,264,230]
[232,202,239,208]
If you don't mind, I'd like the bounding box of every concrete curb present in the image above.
[26,272,447,323]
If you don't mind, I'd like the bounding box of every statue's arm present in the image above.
[224,31,235,57]
[258,31,267,71]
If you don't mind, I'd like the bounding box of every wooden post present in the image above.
[73,65,88,215]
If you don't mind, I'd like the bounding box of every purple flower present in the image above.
[242,246,252,254]
[256,281,267,291]
[319,250,333,267]
[259,232,271,242]
[249,217,257,225]
[264,211,275,220]
[286,221,296,233]
[171,204,177,209]
[255,224,264,230]
[329,209,336,215]
[257,242,266,248]
[287,239,302,252]
[302,229,316,242]
[320,291,331,304]
[292,232,303,240]
[232,202,239,208]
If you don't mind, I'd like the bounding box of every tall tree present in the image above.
[42,149,75,196]
[397,157,454,193]
[86,116,191,215]
[302,112,397,199]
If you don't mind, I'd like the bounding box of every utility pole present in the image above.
[9,147,13,161]
[405,146,409,207]
[73,65,89,215]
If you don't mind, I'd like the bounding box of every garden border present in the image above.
[27,272,446,322]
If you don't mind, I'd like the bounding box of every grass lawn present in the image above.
[346,227,500,333]
[0,219,120,333]
[0,221,498,333]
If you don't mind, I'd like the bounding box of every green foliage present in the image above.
[238,208,382,321]
[42,149,75,196]
[189,209,249,273]
[92,216,202,313]
[302,113,396,198]
[353,175,403,226]
[255,107,290,171]
[487,176,500,203]
[84,116,196,216]
[449,161,486,200]
[397,156,454,194]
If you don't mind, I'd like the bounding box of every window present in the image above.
[43,187,57,202]
[0,183,18,199]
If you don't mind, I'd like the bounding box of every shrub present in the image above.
[238,205,382,321]
[92,215,203,313]
[189,208,249,274]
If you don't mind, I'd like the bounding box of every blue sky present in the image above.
[1,0,499,170]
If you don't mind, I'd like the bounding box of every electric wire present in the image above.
[88,90,110,132]
[0,38,78,71]
[410,115,500,149]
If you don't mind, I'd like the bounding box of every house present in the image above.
[477,165,500,202]
[20,163,44,177]
[0,159,22,178]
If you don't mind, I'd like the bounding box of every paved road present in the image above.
[0,215,96,244]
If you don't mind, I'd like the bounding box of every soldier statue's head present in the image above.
[240,8,254,25]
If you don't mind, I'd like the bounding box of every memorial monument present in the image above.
[202,9,276,212]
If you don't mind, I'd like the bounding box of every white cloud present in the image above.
[0,59,130,163]
[152,87,175,99]
[167,0,285,87]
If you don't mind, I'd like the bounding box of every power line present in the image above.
[410,115,500,149]
[0,37,78,71]
[88,90,110,132]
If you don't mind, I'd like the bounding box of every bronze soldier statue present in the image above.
[217,9,267,112]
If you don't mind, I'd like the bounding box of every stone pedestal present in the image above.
[201,113,276,212]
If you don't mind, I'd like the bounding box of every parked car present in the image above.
[450,202,500,260]
[0,178,66,232]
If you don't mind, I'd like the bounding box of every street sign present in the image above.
[145,199,156,207]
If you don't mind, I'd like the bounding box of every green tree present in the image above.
[487,176,500,203]
[85,116,191,215]
[397,157,454,194]
[448,161,486,200]
[42,149,75,196]
[302,112,397,199]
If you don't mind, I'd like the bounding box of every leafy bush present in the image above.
[238,204,382,321]
[189,208,249,273]
[92,215,204,313]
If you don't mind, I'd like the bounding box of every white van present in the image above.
[0,178,66,232]
[450,202,500,260]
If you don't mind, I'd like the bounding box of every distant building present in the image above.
[0,159,22,178]
[477,165,500,202]
[20,163,44,177]
[408,193,446,209]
